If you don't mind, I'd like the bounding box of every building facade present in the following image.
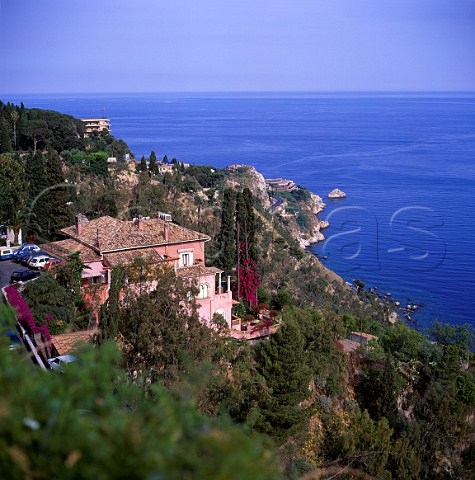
[80,118,111,137]
[41,215,233,328]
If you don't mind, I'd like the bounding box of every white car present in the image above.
[28,255,51,270]
[47,355,79,372]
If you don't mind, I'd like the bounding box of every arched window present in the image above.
[199,283,209,299]
[215,308,226,320]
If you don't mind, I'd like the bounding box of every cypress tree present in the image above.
[136,155,147,173]
[98,266,126,344]
[242,187,258,261]
[235,188,260,306]
[255,317,311,442]
[217,188,236,276]
[46,150,72,235]
[25,151,49,238]
[149,150,159,175]
[0,119,12,153]
[0,154,25,225]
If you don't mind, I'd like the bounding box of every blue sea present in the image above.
[3,92,474,331]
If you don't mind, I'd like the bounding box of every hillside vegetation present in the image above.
[1,103,474,479]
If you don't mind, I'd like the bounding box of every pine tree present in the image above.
[217,188,236,276]
[149,150,159,175]
[45,150,72,235]
[357,355,402,426]
[255,317,311,442]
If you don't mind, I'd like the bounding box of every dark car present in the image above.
[5,329,22,351]
[10,269,41,284]
[13,245,40,263]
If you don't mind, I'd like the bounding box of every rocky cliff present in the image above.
[268,188,328,248]
[225,164,330,248]
[225,165,271,209]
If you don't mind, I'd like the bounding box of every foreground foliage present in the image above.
[0,307,279,479]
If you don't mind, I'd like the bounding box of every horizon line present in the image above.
[2,89,475,97]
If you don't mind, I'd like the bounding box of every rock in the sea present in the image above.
[328,188,347,199]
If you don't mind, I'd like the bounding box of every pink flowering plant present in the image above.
[237,258,260,308]
[4,285,51,341]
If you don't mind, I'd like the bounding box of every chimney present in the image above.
[76,215,82,235]
[75,214,89,235]
[164,225,169,243]
[137,216,144,230]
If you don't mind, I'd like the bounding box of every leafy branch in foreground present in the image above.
[0,303,279,480]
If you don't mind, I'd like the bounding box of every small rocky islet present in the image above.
[328,188,347,199]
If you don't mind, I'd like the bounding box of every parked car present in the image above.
[22,250,47,266]
[29,255,51,270]
[47,354,79,373]
[13,244,40,263]
[0,247,15,261]
[5,329,22,351]
[25,252,47,266]
[10,269,41,284]
[43,258,67,271]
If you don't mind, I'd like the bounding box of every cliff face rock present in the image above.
[308,191,326,215]
[226,165,271,209]
[225,165,329,247]
[298,191,328,247]
[269,188,328,248]
[328,188,347,199]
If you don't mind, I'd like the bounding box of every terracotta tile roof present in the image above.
[350,331,379,341]
[176,265,223,278]
[40,239,101,263]
[52,330,95,355]
[104,248,164,267]
[61,216,209,252]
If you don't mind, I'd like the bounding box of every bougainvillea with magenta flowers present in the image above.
[4,285,51,340]
[237,258,260,308]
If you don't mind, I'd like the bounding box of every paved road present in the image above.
[0,260,34,290]
[268,195,285,212]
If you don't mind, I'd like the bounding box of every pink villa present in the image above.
[41,215,233,328]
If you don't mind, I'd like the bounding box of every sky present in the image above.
[0,0,474,93]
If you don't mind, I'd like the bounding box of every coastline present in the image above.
[6,93,473,328]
